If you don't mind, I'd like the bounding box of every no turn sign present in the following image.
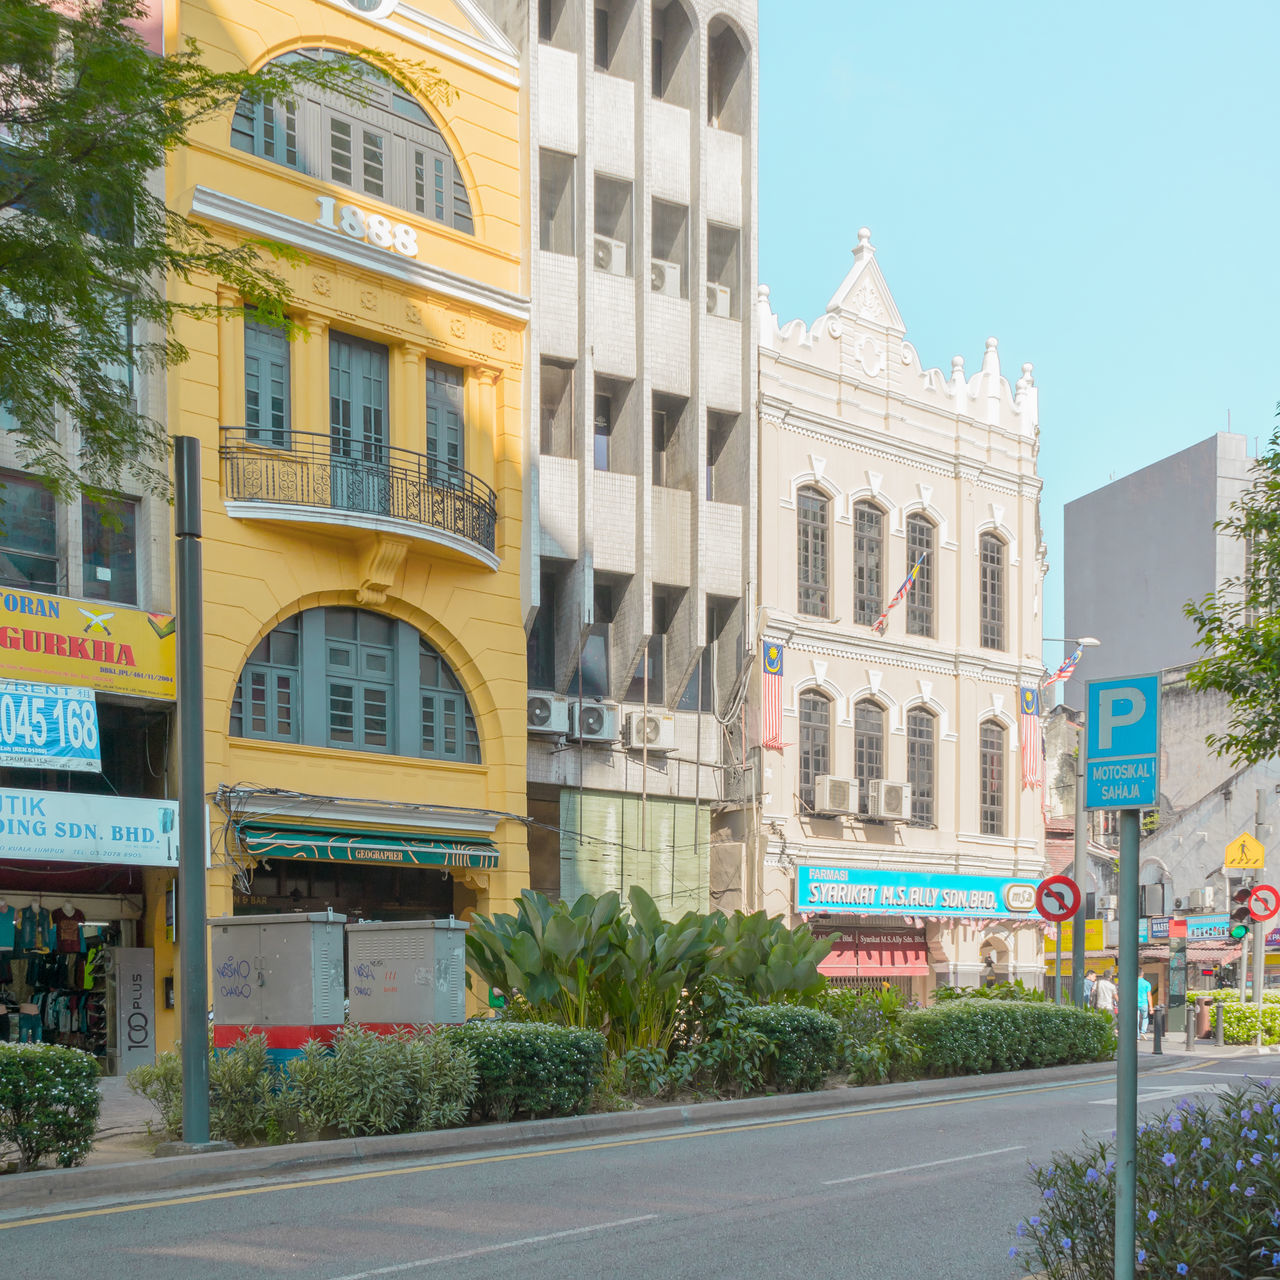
[1036,874,1082,923]
[1249,884,1280,923]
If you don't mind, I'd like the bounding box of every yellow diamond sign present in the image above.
[1225,831,1265,870]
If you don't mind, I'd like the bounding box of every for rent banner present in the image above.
[0,681,101,772]
[796,865,1039,918]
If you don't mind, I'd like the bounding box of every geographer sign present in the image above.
[796,866,1039,918]
[0,589,176,700]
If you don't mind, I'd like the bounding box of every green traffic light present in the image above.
[1231,924,1251,939]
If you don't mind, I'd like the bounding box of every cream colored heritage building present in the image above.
[750,230,1047,996]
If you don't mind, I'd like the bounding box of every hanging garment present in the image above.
[0,905,14,952]
[51,908,85,955]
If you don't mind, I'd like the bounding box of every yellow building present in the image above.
[154,0,529,1049]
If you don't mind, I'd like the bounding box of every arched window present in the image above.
[905,514,935,638]
[853,501,884,627]
[231,50,474,233]
[797,691,831,813]
[906,707,936,827]
[853,699,885,816]
[979,533,1005,649]
[230,607,479,762]
[797,486,829,617]
[979,720,1005,835]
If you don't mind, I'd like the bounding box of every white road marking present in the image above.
[323,1215,660,1279]
[822,1145,1026,1185]
[1088,1083,1226,1105]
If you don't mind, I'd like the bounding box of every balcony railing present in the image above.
[220,428,497,558]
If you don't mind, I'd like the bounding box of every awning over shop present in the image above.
[819,930,930,978]
[235,824,498,870]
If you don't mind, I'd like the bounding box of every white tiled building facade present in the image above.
[479,0,758,912]
[752,232,1047,995]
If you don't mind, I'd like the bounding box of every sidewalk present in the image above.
[1,1037,1266,1217]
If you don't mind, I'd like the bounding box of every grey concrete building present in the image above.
[1063,433,1253,709]
[478,0,758,914]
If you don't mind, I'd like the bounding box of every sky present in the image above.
[757,1,1280,657]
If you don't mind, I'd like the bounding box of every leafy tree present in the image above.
[0,0,449,503]
[1184,419,1280,763]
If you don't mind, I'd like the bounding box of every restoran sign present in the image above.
[797,866,1039,918]
[0,589,175,700]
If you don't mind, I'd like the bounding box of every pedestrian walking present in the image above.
[1094,970,1118,1019]
[1137,968,1154,1036]
[1083,969,1097,1008]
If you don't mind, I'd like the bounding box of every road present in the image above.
[3,1056,1272,1280]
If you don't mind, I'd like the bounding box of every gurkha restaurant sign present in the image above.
[0,589,176,700]
[797,866,1039,919]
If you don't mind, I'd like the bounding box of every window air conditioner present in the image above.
[569,701,619,743]
[650,259,682,297]
[706,283,732,317]
[866,778,912,822]
[625,711,676,753]
[594,235,628,277]
[1098,894,1118,911]
[527,693,570,735]
[813,775,858,817]
[1188,887,1215,911]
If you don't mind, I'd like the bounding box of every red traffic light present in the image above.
[1232,886,1252,905]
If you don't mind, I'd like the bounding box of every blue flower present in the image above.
[1252,1152,1263,1165]
[1137,1250,1147,1264]
[1177,1265,1189,1276]
[1246,1186,1257,1196]
[1016,1222,1026,1238]
[1148,1210,1159,1223]
[1202,1179,1210,1190]
[1030,1216,1041,1228]
[1162,1152,1177,1167]
[1008,1247,1019,1259]
[1043,1187,1055,1200]
[1085,1168,1099,1184]
[1231,1182,1240,1192]
[1061,1238,1072,1250]
[1238,1158,1246,1171]
[1168,1116,1183,1132]
[1106,1159,1117,1173]
[1249,1128,1260,1140]
[1202,1137,1212,1149]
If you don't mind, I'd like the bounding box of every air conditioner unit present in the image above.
[527,693,569,735]
[706,283,732,317]
[866,779,912,822]
[594,235,628,277]
[569,701,619,743]
[625,711,676,753]
[651,259,682,297]
[1098,894,1118,911]
[813,775,858,817]
[1188,887,1215,911]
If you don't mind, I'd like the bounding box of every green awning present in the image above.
[235,823,498,869]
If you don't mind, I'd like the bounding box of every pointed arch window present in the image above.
[231,50,474,233]
[797,486,829,617]
[231,606,479,762]
[798,691,831,812]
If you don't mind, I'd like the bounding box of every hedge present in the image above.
[741,1005,839,1092]
[445,1021,605,1122]
[0,1043,100,1170]
[905,999,1115,1077]
[1207,995,1280,1045]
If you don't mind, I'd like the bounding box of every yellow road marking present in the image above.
[0,1068,1196,1231]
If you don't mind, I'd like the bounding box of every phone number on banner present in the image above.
[0,680,100,773]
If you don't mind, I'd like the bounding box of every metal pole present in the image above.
[1071,719,1087,1006]
[1114,807,1139,1280]
[175,436,210,1147]
[1255,788,1266,1050]
[1055,922,1063,1004]
[1240,926,1251,1004]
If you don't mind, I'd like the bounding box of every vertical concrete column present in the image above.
[216,285,243,430]
[399,342,425,455]
[293,311,329,433]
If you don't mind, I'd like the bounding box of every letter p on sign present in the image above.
[1097,687,1146,749]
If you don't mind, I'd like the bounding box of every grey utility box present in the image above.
[346,917,469,1027]
[209,911,347,1027]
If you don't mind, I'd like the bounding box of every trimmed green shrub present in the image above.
[1207,994,1280,1045]
[905,999,1114,1078]
[446,1021,605,1122]
[127,1048,183,1138]
[0,1043,101,1170]
[741,1005,839,1092]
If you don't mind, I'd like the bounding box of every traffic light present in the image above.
[1231,886,1252,940]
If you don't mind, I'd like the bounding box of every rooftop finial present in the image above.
[856,227,872,253]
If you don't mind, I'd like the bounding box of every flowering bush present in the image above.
[1011,1081,1280,1277]
[906,999,1115,1077]
[0,1042,100,1170]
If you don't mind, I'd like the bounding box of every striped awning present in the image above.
[235,824,498,869]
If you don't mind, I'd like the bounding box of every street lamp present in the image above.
[1042,636,1100,1008]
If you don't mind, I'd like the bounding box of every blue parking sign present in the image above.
[1085,674,1160,810]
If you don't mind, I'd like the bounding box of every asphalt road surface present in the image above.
[5,1056,1273,1280]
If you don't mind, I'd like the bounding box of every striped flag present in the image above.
[1020,685,1044,789]
[762,643,784,750]
[872,552,927,635]
[1043,643,1083,689]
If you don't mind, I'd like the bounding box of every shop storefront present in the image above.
[796,864,1044,1001]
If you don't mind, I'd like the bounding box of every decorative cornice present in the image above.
[190,186,530,324]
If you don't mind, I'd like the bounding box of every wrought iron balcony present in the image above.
[219,428,498,564]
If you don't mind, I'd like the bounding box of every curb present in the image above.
[0,1053,1200,1216]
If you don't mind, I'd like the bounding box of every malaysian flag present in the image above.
[1020,685,1044,789]
[1043,643,1083,690]
[872,552,927,635]
[762,643,784,750]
